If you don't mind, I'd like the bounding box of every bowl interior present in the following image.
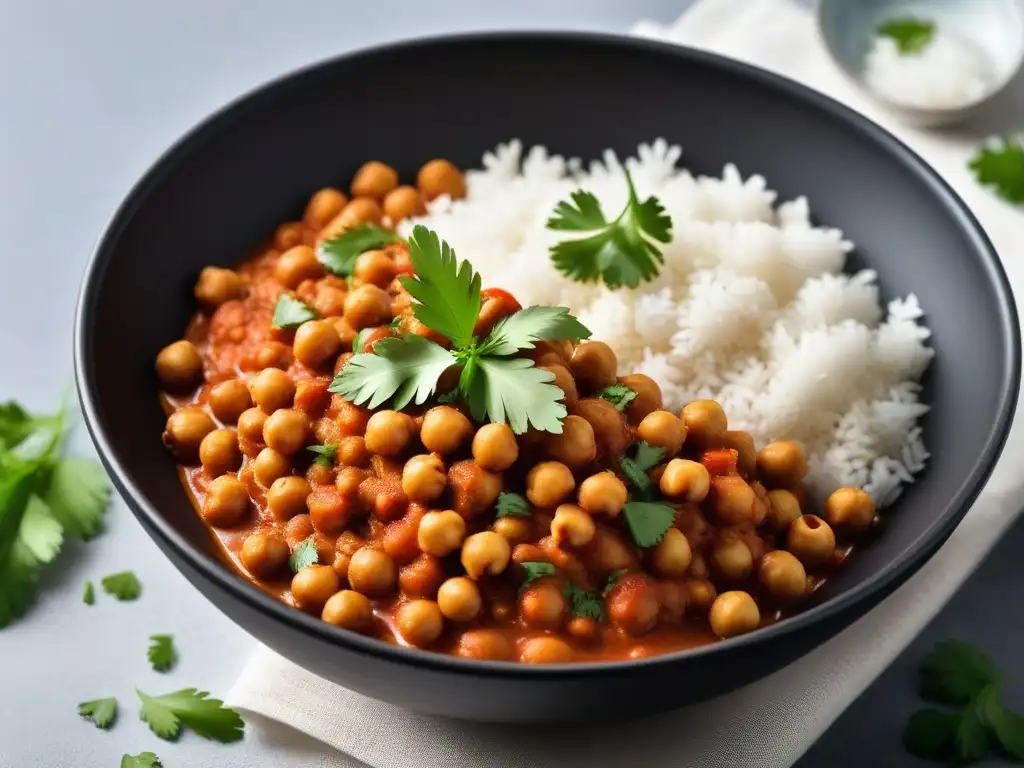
[78,33,1017,658]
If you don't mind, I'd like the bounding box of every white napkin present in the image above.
[227,1,1024,765]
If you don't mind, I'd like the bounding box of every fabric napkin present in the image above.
[227,1,1024,765]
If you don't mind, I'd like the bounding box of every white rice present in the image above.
[401,140,934,507]
[863,29,995,109]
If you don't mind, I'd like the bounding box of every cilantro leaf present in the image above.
[970,138,1024,205]
[83,580,95,605]
[603,569,627,596]
[0,401,35,449]
[519,561,556,591]
[137,688,244,743]
[980,684,1024,760]
[622,501,675,548]
[495,492,530,518]
[289,535,319,573]
[903,708,957,761]
[596,383,637,412]
[330,335,456,410]
[79,697,118,729]
[351,328,371,354]
[400,225,481,348]
[0,466,54,627]
[122,753,161,768]
[317,225,400,276]
[19,495,63,563]
[461,356,567,434]
[271,294,319,330]
[547,170,672,289]
[102,571,141,601]
[0,536,42,628]
[43,458,110,540]
[563,583,606,622]
[307,443,338,467]
[954,697,990,763]
[148,634,178,673]
[877,16,935,54]
[619,441,665,498]
[478,307,591,357]
[919,640,1000,705]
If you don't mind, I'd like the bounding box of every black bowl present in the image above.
[74,32,1019,723]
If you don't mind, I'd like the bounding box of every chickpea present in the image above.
[651,528,692,577]
[619,373,663,423]
[455,629,513,661]
[825,487,876,535]
[275,246,322,288]
[709,591,761,639]
[240,529,289,578]
[684,578,718,612]
[209,379,252,423]
[437,576,482,622]
[569,341,618,393]
[519,580,567,628]
[353,249,397,288]
[291,565,340,611]
[461,531,511,579]
[350,161,399,200]
[327,198,384,234]
[417,159,466,201]
[199,428,242,477]
[767,489,802,532]
[248,368,296,414]
[236,407,268,443]
[266,475,311,521]
[420,406,473,455]
[471,423,519,472]
[551,504,596,548]
[337,436,369,468]
[757,440,808,487]
[394,600,444,647]
[539,364,579,410]
[332,531,364,581]
[155,340,203,392]
[162,407,215,462]
[520,636,573,664]
[253,340,292,371]
[321,589,373,632]
[194,266,244,308]
[577,472,627,517]
[637,410,686,456]
[308,488,352,535]
[343,284,391,330]
[657,580,688,623]
[284,513,315,548]
[304,187,348,228]
[263,408,309,455]
[274,221,304,251]
[723,430,757,477]
[348,548,397,596]
[402,454,447,502]
[607,573,661,636]
[492,516,533,546]
[335,466,367,498]
[398,553,445,599]
[681,400,728,444]
[712,537,753,581]
[760,550,808,601]
[543,415,596,470]
[201,475,250,527]
[657,460,708,505]
[574,398,629,457]
[383,185,426,223]
[525,461,576,508]
[251,447,288,487]
[580,528,636,575]
[448,460,503,517]
[711,475,756,524]
[292,320,342,369]
[786,515,836,567]
[364,411,415,457]
[568,616,601,642]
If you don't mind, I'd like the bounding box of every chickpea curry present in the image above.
[156,158,877,665]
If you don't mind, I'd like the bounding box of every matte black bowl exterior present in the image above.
[74,32,1019,723]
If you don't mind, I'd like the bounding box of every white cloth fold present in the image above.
[227,1,1024,765]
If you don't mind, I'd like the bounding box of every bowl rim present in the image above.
[74,29,1020,678]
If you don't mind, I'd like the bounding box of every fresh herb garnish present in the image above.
[307,443,338,467]
[519,561,556,591]
[563,583,606,622]
[596,383,637,412]
[317,224,401,276]
[495,492,530,518]
[121,753,162,768]
[877,16,935,54]
[271,294,318,330]
[970,138,1024,205]
[0,399,111,628]
[619,441,665,498]
[546,170,672,289]
[137,688,244,743]
[388,316,404,331]
[603,569,627,596]
[79,697,118,729]
[148,634,178,673]
[903,640,1024,763]
[288,535,319,573]
[82,579,95,605]
[622,501,676,548]
[101,571,141,601]
[616,441,675,547]
[330,226,590,433]
[351,328,371,354]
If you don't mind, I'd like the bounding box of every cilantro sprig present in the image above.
[877,16,935,54]
[79,697,118,730]
[563,583,606,622]
[307,443,338,467]
[147,634,178,673]
[271,294,318,330]
[121,753,161,768]
[546,170,672,289]
[970,138,1024,205]
[495,492,530,518]
[102,571,141,601]
[617,441,676,548]
[596,383,637,412]
[289,534,319,573]
[317,224,400,276]
[330,225,591,433]
[138,688,245,743]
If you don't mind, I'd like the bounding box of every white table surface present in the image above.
[0,2,682,766]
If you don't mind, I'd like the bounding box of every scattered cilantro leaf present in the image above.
[919,640,1000,706]
[271,294,318,330]
[137,688,245,743]
[596,383,637,412]
[519,561,556,591]
[619,441,665,498]
[970,138,1024,205]
[622,501,676,548]
[83,580,95,605]
[563,583,606,622]
[121,753,161,768]
[904,708,957,761]
[953,697,990,763]
[495,492,530,518]
[877,16,935,54]
[547,170,672,289]
[980,684,1024,760]
[19,495,63,563]
[603,569,627,596]
[307,443,338,467]
[101,571,141,601]
[43,458,110,540]
[148,634,178,673]
[79,697,118,729]
[317,225,400,276]
[477,307,591,357]
[400,225,481,348]
[330,335,456,410]
[461,356,567,434]
[0,402,36,450]
[289,535,319,573]
[351,328,371,354]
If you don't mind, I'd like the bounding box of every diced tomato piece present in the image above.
[702,448,739,477]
